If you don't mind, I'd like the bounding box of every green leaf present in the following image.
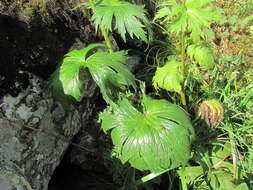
[182,166,204,184]
[49,68,75,111]
[241,15,253,27]
[57,43,105,101]
[236,183,249,190]
[210,142,232,170]
[86,51,136,103]
[50,43,136,104]
[92,0,148,42]
[152,59,184,94]
[187,44,215,69]
[100,97,195,173]
[208,170,236,190]
[155,0,220,42]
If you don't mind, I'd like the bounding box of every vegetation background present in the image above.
[0,0,252,190]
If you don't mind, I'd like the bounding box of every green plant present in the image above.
[151,0,252,189]
[51,44,136,104]
[75,0,149,52]
[50,0,196,188]
[100,96,195,173]
[153,0,219,105]
[49,0,252,189]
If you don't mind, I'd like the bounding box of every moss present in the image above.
[23,0,53,21]
[0,170,13,177]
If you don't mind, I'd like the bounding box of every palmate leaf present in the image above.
[187,44,215,69]
[152,59,184,94]
[91,0,148,42]
[50,43,136,104]
[155,0,220,42]
[56,43,106,101]
[100,97,195,173]
[85,51,136,103]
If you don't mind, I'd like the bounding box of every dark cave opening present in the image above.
[48,145,118,190]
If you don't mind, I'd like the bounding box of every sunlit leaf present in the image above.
[91,0,148,42]
[187,44,215,69]
[155,0,220,42]
[152,59,184,94]
[50,43,136,104]
[100,96,195,173]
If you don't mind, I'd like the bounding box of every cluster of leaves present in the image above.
[155,0,220,42]
[49,0,252,189]
[50,0,196,185]
[152,0,219,100]
[150,0,252,189]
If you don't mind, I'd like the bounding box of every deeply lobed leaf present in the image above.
[92,0,148,42]
[50,43,136,105]
[86,51,136,103]
[58,43,105,101]
[155,0,220,42]
[100,97,195,173]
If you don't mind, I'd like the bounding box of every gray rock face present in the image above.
[0,74,92,190]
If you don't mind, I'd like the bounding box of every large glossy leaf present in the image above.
[100,96,195,173]
[91,0,148,42]
[155,0,220,42]
[152,59,184,94]
[50,43,136,104]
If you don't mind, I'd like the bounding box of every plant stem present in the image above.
[178,168,188,190]
[180,90,186,106]
[180,31,187,106]
[228,129,238,183]
[131,169,170,187]
[102,29,114,53]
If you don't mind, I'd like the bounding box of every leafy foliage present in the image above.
[100,96,195,173]
[155,0,220,41]
[152,58,184,94]
[187,44,215,69]
[91,0,148,42]
[50,43,136,104]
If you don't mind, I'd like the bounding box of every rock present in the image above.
[0,74,94,190]
[126,54,142,73]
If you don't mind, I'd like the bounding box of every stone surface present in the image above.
[0,74,95,190]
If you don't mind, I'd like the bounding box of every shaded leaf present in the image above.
[208,170,236,190]
[236,183,249,190]
[178,166,204,184]
[49,68,76,111]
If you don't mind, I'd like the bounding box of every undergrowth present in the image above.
[49,0,253,189]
